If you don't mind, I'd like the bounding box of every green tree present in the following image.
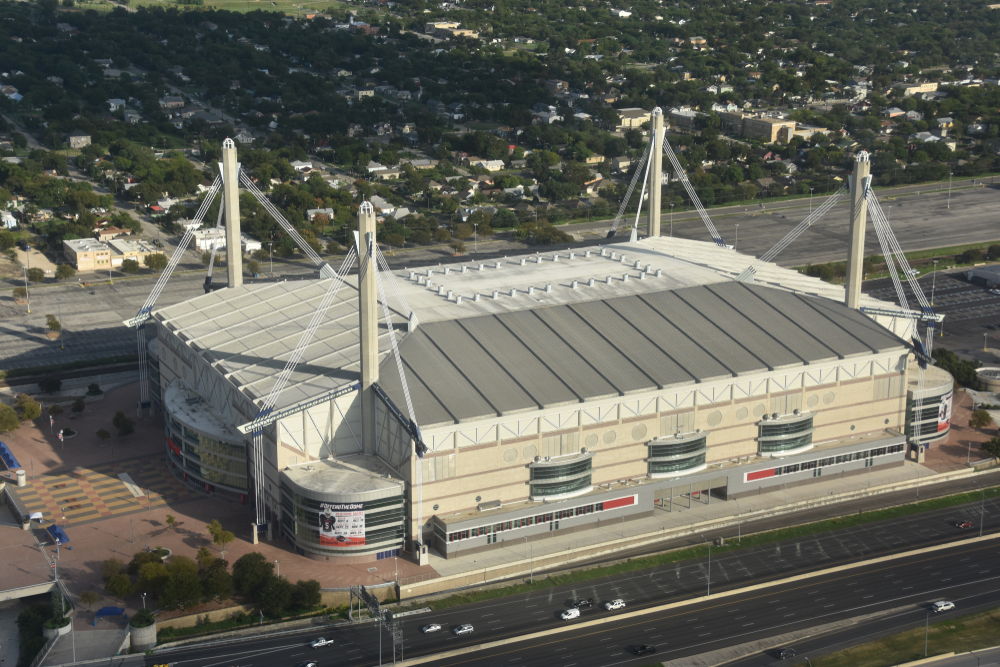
[259,576,293,616]
[117,418,135,437]
[96,428,111,444]
[105,573,134,600]
[27,268,45,283]
[196,546,217,569]
[291,579,322,609]
[47,404,63,417]
[138,562,169,597]
[982,436,1000,462]
[969,409,994,431]
[161,568,202,609]
[15,394,41,421]
[144,254,168,272]
[232,552,274,599]
[0,230,14,251]
[87,383,103,396]
[120,259,140,275]
[246,260,260,276]
[101,558,124,583]
[0,404,18,433]
[166,514,176,530]
[72,397,86,413]
[55,264,76,281]
[45,314,61,332]
[127,551,163,575]
[207,519,235,557]
[112,411,127,430]
[326,240,341,255]
[80,591,100,611]
[449,240,466,254]
[39,377,62,394]
[202,562,234,599]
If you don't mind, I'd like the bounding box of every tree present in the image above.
[982,436,1000,462]
[969,409,994,431]
[326,240,341,255]
[87,383,103,396]
[96,429,111,444]
[72,397,86,413]
[137,562,169,597]
[39,377,62,394]
[246,260,260,276]
[291,579,322,609]
[101,558,125,582]
[161,568,202,609]
[259,575,293,616]
[55,264,76,281]
[13,287,27,299]
[47,404,63,417]
[232,552,275,598]
[127,551,163,575]
[106,573,134,600]
[80,591,100,611]
[196,546,217,569]
[0,404,18,433]
[117,418,135,437]
[112,411,127,430]
[26,268,44,283]
[45,314,61,332]
[449,240,466,254]
[121,259,140,275]
[166,514,176,530]
[15,394,41,421]
[202,563,234,599]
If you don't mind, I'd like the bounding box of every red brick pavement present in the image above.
[925,390,996,472]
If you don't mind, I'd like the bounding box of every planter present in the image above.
[42,620,72,638]
[46,332,61,340]
[130,620,157,651]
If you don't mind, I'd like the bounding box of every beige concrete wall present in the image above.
[157,603,256,630]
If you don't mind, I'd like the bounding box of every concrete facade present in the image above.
[62,238,111,271]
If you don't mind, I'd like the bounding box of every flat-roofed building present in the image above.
[108,238,159,267]
[63,238,111,271]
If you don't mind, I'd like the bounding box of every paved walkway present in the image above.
[41,625,128,667]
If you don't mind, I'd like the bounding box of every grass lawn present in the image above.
[403,486,1000,613]
[126,0,352,15]
[793,238,1000,282]
[809,607,1000,667]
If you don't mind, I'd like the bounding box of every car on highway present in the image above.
[990,289,1000,296]
[453,624,474,635]
[604,599,626,611]
[955,520,973,529]
[310,637,333,648]
[421,623,442,634]
[573,598,594,608]
[561,608,581,620]
[932,601,955,613]
[634,644,657,656]
[776,647,797,659]
[295,662,318,667]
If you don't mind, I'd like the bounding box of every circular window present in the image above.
[475,495,482,502]
[603,430,617,445]
[823,391,835,405]
[807,394,819,408]
[752,404,766,418]
[584,434,598,448]
[433,504,439,511]
[631,424,647,441]
[736,406,749,421]
[707,410,723,427]
[503,447,518,464]
[522,444,537,460]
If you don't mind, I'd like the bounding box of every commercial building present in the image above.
[191,228,262,252]
[147,140,952,564]
[616,108,648,130]
[108,238,159,267]
[63,238,112,271]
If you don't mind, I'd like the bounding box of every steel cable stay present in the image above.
[204,197,225,291]
[239,172,327,269]
[628,152,654,243]
[662,136,725,246]
[373,246,414,320]
[607,141,651,237]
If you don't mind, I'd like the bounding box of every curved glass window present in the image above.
[758,415,814,454]
[164,412,248,492]
[530,457,592,481]
[650,453,706,474]
[648,436,707,460]
[530,476,591,498]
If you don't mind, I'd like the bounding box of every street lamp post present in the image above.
[734,224,739,249]
[57,298,63,350]
[141,593,146,609]
[473,223,478,255]
[979,488,985,539]
[810,187,814,214]
[925,611,930,656]
[275,559,279,577]
[947,172,953,209]
[699,534,712,597]
[670,204,674,237]
[733,498,742,543]
[931,260,939,306]
[268,242,273,278]
[21,266,30,313]
[524,536,533,583]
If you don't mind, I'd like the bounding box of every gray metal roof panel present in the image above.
[793,291,907,355]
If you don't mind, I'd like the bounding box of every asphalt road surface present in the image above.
[151,490,999,667]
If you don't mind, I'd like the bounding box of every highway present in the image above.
[152,492,999,667]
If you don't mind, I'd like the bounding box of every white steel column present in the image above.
[845,152,871,309]
[648,108,664,238]
[358,202,379,455]
[221,138,243,288]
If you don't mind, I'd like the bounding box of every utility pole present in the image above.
[734,224,739,249]
[22,266,30,313]
[931,260,939,306]
[947,172,953,209]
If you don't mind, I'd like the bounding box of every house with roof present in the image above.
[108,98,127,111]
[67,130,91,149]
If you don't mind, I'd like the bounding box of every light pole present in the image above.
[131,517,134,544]
[275,559,279,576]
[733,498,742,543]
[268,242,273,278]
[524,536,533,583]
[985,333,988,351]
[931,260,939,306]
[809,187,814,214]
[57,298,63,350]
[979,487,985,538]
[734,224,739,249]
[699,534,712,597]
[925,611,930,656]
[947,172,953,209]
[670,203,674,237]
[141,592,146,609]
[473,223,478,255]
[21,266,30,313]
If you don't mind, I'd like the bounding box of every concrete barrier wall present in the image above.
[156,603,255,630]
[320,582,396,607]
[0,581,57,603]
[130,622,157,651]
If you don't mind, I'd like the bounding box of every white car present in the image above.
[421,623,442,633]
[310,637,333,648]
[604,599,626,611]
[453,624,474,635]
[561,608,581,620]
[932,601,955,613]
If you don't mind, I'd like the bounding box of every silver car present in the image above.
[453,624,474,635]
[421,623,442,633]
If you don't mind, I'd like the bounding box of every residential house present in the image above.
[107,98,127,111]
[1,211,16,229]
[306,208,335,222]
[544,79,569,93]
[616,107,648,130]
[233,129,255,144]
[123,109,141,124]
[159,95,185,109]
[610,156,631,172]
[67,130,91,149]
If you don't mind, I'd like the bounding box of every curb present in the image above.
[394,533,1000,666]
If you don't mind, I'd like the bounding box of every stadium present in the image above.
[145,140,953,563]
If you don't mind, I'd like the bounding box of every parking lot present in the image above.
[864,266,1000,356]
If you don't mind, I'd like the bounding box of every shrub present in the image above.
[87,383,103,396]
[26,268,44,283]
[130,608,155,629]
[39,377,62,393]
[120,259,140,275]
[72,397,85,413]
[0,405,20,433]
[96,429,111,443]
[144,254,168,272]
[128,551,163,575]
[246,260,260,276]
[101,558,124,583]
[326,240,341,255]
[291,579,322,609]
[15,394,41,421]
[433,228,451,242]
[55,264,76,281]
[386,234,405,247]
[449,240,466,254]
[13,287,26,299]
[45,314,61,332]
[47,404,63,416]
[106,573,134,600]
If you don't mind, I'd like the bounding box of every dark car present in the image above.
[776,648,797,659]
[17,240,29,251]
[573,598,594,608]
[634,644,657,656]
[956,520,973,529]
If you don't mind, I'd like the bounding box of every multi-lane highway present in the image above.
[152,493,998,667]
